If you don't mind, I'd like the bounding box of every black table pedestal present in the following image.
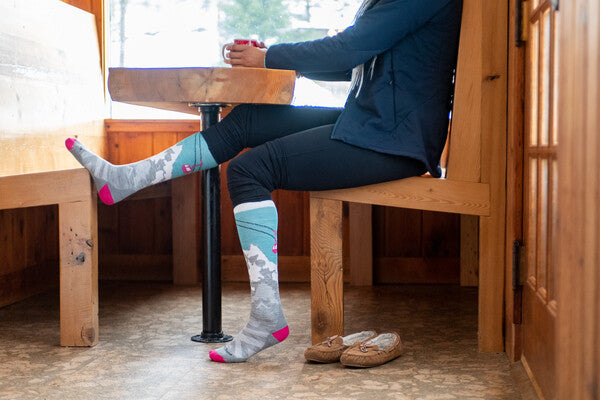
[191,104,233,344]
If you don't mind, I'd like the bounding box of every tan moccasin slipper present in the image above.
[339,331,403,368]
[304,330,377,363]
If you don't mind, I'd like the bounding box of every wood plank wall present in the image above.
[99,119,461,284]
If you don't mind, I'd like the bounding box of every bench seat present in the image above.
[311,176,490,216]
[309,0,507,352]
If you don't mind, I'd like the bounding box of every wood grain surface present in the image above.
[311,177,490,216]
[0,0,105,176]
[310,197,344,344]
[108,67,296,114]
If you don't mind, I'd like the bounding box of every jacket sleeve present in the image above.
[265,0,452,73]
[300,70,352,81]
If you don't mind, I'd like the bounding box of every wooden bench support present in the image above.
[460,215,479,286]
[348,203,373,286]
[171,175,199,284]
[310,197,344,344]
[310,192,504,351]
[0,169,99,347]
[59,197,99,347]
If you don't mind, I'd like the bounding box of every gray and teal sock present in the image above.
[209,200,289,363]
[65,133,217,205]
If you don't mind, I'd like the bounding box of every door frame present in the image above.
[506,0,526,362]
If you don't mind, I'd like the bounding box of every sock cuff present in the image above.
[233,200,276,214]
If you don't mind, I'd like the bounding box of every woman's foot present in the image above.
[65,134,217,205]
[209,317,289,363]
[210,201,287,363]
[66,138,183,204]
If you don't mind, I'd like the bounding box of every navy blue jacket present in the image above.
[265,0,462,177]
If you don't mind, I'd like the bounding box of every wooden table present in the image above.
[108,67,296,342]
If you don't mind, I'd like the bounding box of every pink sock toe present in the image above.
[209,350,226,363]
[272,326,289,342]
[65,138,77,150]
[98,184,115,205]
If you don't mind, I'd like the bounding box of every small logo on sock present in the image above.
[182,162,203,174]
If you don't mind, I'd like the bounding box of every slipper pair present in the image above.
[304,330,403,368]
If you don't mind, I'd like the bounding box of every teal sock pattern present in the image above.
[209,200,289,363]
[65,132,217,204]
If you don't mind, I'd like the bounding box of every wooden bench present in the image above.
[0,1,105,346]
[309,0,507,352]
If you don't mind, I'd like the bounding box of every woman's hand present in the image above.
[224,44,267,68]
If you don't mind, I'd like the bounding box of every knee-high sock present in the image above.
[65,133,217,205]
[209,200,288,363]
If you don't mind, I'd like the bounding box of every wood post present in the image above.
[310,197,344,344]
[348,202,373,286]
[171,175,199,284]
[460,215,479,286]
[477,0,508,352]
[58,187,98,347]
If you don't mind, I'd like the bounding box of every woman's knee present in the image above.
[226,149,280,206]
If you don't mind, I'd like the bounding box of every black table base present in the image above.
[190,104,233,344]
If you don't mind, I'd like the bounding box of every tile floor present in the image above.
[0,282,536,400]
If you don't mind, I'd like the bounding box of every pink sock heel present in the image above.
[98,184,115,205]
[272,326,289,342]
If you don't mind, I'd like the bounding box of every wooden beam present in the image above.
[312,177,490,216]
[505,0,525,362]
[310,197,344,344]
[477,0,508,352]
[460,215,479,286]
[447,0,483,183]
[348,202,373,286]
[59,194,98,347]
[0,169,92,210]
[171,175,199,284]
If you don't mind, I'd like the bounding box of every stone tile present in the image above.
[0,282,527,399]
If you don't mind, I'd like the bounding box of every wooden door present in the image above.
[522,0,559,399]
[555,0,600,397]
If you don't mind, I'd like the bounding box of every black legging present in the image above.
[202,104,427,207]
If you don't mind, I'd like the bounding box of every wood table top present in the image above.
[108,67,297,115]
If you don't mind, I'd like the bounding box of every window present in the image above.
[108,0,361,118]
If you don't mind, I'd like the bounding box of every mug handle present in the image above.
[222,42,234,60]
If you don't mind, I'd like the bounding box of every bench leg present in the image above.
[348,202,373,286]
[460,215,479,287]
[172,175,199,285]
[58,196,98,346]
[310,197,344,344]
[478,215,504,352]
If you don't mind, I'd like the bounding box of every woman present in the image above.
[66,0,462,363]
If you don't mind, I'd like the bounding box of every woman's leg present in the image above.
[225,124,427,204]
[209,126,426,363]
[209,198,286,363]
[65,105,341,204]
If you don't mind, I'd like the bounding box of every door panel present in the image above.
[522,1,559,399]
